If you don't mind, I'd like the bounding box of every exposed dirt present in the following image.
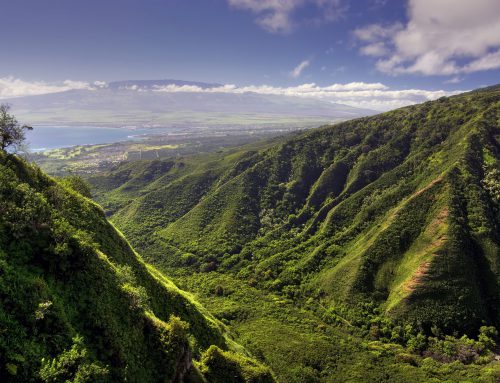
[403,207,449,293]
[411,175,444,199]
[387,175,445,224]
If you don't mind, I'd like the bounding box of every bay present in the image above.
[25,125,157,151]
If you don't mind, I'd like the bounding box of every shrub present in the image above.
[200,345,275,383]
[39,336,108,383]
[478,326,498,351]
[407,333,427,354]
[59,176,92,199]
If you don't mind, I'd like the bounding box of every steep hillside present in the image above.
[90,86,500,382]
[94,86,500,330]
[0,151,274,382]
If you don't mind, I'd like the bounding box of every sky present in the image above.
[0,0,499,110]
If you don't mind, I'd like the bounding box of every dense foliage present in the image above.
[0,151,273,382]
[90,86,500,382]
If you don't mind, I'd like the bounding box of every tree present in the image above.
[0,104,32,151]
[59,175,93,198]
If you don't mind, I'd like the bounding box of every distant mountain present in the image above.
[4,79,375,127]
[107,79,223,90]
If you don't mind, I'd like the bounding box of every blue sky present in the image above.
[1,0,499,109]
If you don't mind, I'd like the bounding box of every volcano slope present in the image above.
[90,86,500,382]
[0,151,275,383]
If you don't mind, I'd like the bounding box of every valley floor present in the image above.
[152,267,500,383]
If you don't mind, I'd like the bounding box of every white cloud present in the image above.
[227,0,345,33]
[353,23,402,43]
[153,81,462,110]
[0,77,97,99]
[61,80,92,89]
[93,80,108,88]
[354,0,500,76]
[359,42,388,57]
[153,84,205,92]
[462,49,500,73]
[290,60,310,78]
[353,23,403,57]
[444,76,463,84]
[0,77,464,112]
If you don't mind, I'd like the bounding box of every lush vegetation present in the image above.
[0,150,274,382]
[89,86,500,382]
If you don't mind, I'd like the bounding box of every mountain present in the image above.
[107,79,223,90]
[4,79,374,127]
[89,86,500,381]
[0,151,274,382]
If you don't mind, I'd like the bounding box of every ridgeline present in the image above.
[90,86,500,382]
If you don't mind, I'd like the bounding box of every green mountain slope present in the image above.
[95,86,500,331]
[89,86,500,381]
[0,151,274,382]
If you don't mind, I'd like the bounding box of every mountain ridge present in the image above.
[107,79,223,90]
[87,86,500,381]
[92,87,500,333]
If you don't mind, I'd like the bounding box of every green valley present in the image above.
[1,85,499,383]
[4,0,500,381]
[83,86,500,382]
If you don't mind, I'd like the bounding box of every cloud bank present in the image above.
[0,77,106,99]
[354,0,500,76]
[227,0,345,33]
[151,82,463,110]
[0,77,464,111]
